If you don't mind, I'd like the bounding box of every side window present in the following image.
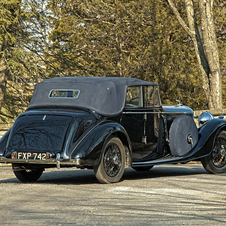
[144,86,160,107]
[153,87,160,107]
[125,86,143,108]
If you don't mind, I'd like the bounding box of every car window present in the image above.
[153,87,161,107]
[49,89,80,98]
[125,86,143,108]
[144,86,160,107]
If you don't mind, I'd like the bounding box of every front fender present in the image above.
[70,121,131,166]
[186,118,226,159]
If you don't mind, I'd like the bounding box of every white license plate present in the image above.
[13,152,48,160]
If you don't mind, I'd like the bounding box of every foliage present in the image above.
[0,0,46,122]
[0,0,226,122]
[1,81,34,123]
[46,0,207,109]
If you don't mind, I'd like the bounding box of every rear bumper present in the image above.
[0,156,81,167]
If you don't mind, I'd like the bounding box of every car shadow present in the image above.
[0,168,98,185]
[123,165,207,181]
[0,164,209,185]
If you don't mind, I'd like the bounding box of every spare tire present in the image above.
[169,115,198,157]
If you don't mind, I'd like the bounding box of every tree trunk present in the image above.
[167,0,222,109]
[0,58,7,110]
[116,34,123,77]
[199,0,222,109]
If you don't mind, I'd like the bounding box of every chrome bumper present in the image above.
[0,156,81,167]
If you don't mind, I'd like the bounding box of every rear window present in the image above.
[49,89,80,98]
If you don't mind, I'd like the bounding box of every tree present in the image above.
[0,0,21,111]
[0,0,47,122]
[167,0,222,110]
[47,0,159,78]
[46,0,207,109]
[214,0,226,107]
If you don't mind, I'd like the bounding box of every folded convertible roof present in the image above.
[27,77,158,116]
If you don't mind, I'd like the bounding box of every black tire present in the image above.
[12,164,44,182]
[94,136,125,184]
[201,130,226,174]
[132,166,154,171]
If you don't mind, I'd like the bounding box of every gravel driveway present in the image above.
[0,163,225,225]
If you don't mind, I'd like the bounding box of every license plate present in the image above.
[12,152,49,161]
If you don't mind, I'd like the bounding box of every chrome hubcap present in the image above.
[113,155,119,165]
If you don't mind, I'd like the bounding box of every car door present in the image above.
[142,86,162,158]
[121,85,162,160]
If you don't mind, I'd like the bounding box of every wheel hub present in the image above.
[113,155,119,165]
[103,144,122,177]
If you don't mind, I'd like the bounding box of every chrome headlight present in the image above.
[198,111,214,127]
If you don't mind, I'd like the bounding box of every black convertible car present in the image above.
[0,77,226,183]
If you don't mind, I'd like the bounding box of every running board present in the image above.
[132,154,184,167]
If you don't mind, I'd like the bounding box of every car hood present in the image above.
[162,105,193,115]
[4,110,96,157]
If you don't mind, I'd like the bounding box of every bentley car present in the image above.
[0,77,226,183]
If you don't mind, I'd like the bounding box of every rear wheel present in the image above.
[201,131,226,174]
[94,136,125,184]
[12,164,44,182]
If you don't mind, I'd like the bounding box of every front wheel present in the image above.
[12,164,44,182]
[94,136,125,184]
[201,130,226,174]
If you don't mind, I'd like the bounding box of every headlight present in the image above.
[198,111,214,127]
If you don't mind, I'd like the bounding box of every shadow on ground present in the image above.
[0,164,208,185]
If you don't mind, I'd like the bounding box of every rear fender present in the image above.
[70,121,132,166]
[0,129,11,156]
[186,118,226,159]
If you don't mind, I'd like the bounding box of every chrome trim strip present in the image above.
[122,111,161,114]
[123,111,191,115]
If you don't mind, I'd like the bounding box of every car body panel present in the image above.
[121,108,162,159]
[69,120,132,166]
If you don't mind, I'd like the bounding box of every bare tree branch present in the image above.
[167,0,193,37]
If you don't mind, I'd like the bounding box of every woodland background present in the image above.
[0,0,226,123]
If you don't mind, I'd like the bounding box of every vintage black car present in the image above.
[0,77,226,183]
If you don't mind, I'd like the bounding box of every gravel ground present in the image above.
[0,164,226,226]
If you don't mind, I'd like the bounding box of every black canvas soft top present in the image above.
[27,77,158,116]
